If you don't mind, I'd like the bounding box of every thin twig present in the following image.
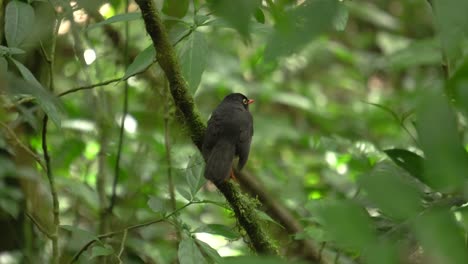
[117,229,128,263]
[41,4,61,263]
[57,78,122,97]
[42,115,60,264]
[0,121,46,170]
[25,212,53,239]
[70,200,224,263]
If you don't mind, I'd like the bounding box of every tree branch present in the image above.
[134,0,277,255]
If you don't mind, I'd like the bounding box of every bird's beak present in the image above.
[247,99,255,104]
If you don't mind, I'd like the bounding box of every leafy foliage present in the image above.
[2,0,468,263]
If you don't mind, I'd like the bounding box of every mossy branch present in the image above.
[134,0,278,255]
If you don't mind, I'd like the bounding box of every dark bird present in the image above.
[202,93,254,184]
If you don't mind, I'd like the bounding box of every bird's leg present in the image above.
[229,168,237,181]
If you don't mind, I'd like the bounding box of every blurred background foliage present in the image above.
[1,0,468,263]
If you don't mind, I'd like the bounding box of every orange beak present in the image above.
[247,99,255,104]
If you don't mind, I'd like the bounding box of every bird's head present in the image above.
[224,93,255,110]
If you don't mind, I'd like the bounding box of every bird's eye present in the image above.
[242,99,248,105]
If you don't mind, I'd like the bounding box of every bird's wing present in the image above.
[236,112,253,170]
[202,113,222,158]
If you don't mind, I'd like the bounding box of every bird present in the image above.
[202,93,254,184]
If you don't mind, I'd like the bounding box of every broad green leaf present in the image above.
[333,4,348,31]
[254,8,265,24]
[57,178,99,211]
[60,225,98,244]
[271,92,312,111]
[413,209,468,264]
[11,58,42,88]
[416,89,468,193]
[178,31,208,94]
[162,0,189,18]
[7,62,63,127]
[195,239,224,264]
[90,244,114,259]
[265,0,338,61]
[346,1,399,31]
[295,226,329,243]
[0,196,20,218]
[384,149,424,183]
[384,39,442,70]
[178,236,206,264]
[55,138,86,169]
[359,162,423,220]
[432,0,468,74]
[255,209,284,229]
[317,199,376,250]
[87,12,141,30]
[147,196,167,214]
[447,58,468,115]
[186,152,206,197]
[0,45,25,56]
[207,0,261,37]
[194,224,240,240]
[5,0,35,48]
[177,186,193,201]
[122,45,156,80]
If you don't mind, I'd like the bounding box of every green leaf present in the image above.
[194,224,240,240]
[384,149,425,183]
[384,39,442,70]
[11,58,42,88]
[87,12,141,30]
[60,225,98,244]
[0,45,25,56]
[162,0,189,18]
[359,162,423,220]
[5,0,35,48]
[55,138,86,169]
[8,61,63,127]
[255,209,284,229]
[177,186,193,201]
[416,89,468,193]
[178,236,206,264]
[413,209,468,264]
[333,4,348,31]
[346,1,399,31]
[265,0,338,61]
[432,0,468,74]
[0,197,20,218]
[186,152,206,197]
[147,196,167,214]
[295,226,329,242]
[90,244,114,259]
[58,178,99,211]
[195,239,224,264]
[254,8,265,24]
[447,58,468,115]
[208,0,261,37]
[178,31,208,94]
[122,45,156,80]
[316,199,376,250]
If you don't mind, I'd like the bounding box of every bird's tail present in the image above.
[204,140,235,184]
